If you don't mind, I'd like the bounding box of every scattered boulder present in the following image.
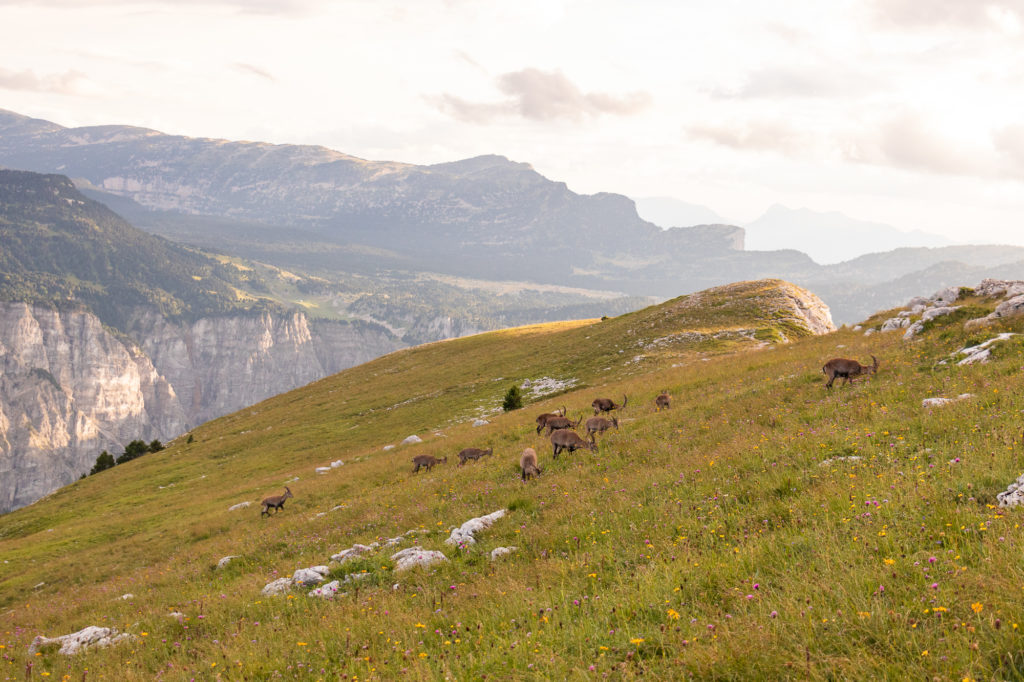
[216,556,239,570]
[331,460,344,468]
[820,456,862,466]
[292,566,330,587]
[315,467,331,474]
[29,626,134,656]
[119,593,133,600]
[975,279,1024,299]
[997,473,1024,508]
[956,334,1018,365]
[906,296,928,308]
[308,580,342,599]
[902,322,925,340]
[330,544,374,564]
[880,317,910,332]
[391,547,448,571]
[472,419,489,427]
[490,546,517,561]
[402,435,423,445]
[929,286,961,306]
[922,306,960,322]
[922,394,974,408]
[445,509,508,547]
[261,577,294,596]
[382,445,395,451]
[228,501,251,511]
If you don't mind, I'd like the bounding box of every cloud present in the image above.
[868,0,1024,29]
[232,62,275,81]
[842,113,990,176]
[0,0,315,14]
[711,66,877,100]
[993,125,1024,174]
[686,120,814,155]
[0,68,86,94]
[434,68,651,123]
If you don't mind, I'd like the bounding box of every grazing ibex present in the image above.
[261,486,293,517]
[520,447,542,481]
[550,429,596,458]
[544,413,583,435]
[592,394,627,415]
[655,392,671,410]
[823,355,879,389]
[535,406,567,434]
[457,447,493,465]
[585,416,618,442]
[412,455,447,473]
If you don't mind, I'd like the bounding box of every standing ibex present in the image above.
[655,392,671,410]
[535,406,567,434]
[592,394,627,415]
[520,447,542,481]
[822,355,879,389]
[544,413,583,435]
[412,455,447,473]
[261,486,293,517]
[550,429,596,458]
[458,447,493,465]
[585,416,618,442]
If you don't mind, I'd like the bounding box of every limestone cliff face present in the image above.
[0,302,186,513]
[0,304,403,513]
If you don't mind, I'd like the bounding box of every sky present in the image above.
[1,0,1024,245]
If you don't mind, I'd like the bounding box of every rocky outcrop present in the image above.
[0,303,402,513]
[0,302,186,513]
[29,626,134,656]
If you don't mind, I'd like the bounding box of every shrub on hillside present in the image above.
[89,451,115,475]
[502,385,523,411]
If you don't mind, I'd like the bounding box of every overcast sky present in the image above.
[2,0,1024,244]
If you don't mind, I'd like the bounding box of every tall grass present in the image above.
[2,282,1024,679]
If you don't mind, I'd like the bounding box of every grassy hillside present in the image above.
[3,280,1024,679]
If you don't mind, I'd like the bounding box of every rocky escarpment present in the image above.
[0,304,402,513]
[0,302,186,513]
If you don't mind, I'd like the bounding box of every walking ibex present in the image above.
[655,392,671,410]
[544,413,583,435]
[520,447,542,481]
[550,429,596,458]
[535,406,567,434]
[261,486,293,517]
[412,455,447,473]
[585,416,618,442]
[458,447,493,465]
[822,355,878,389]
[592,394,627,415]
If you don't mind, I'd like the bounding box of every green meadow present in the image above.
[2,279,1024,680]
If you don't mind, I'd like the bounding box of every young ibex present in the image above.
[585,416,618,442]
[655,392,671,410]
[550,429,597,458]
[534,406,568,434]
[412,454,447,473]
[544,413,583,435]
[592,394,627,415]
[823,355,879,389]
[260,486,293,517]
[520,447,542,481]
[457,447,493,466]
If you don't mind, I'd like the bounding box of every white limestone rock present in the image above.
[402,435,423,445]
[228,501,251,511]
[331,543,374,564]
[881,317,911,331]
[902,321,925,339]
[261,577,294,595]
[391,547,448,571]
[929,286,961,306]
[921,306,960,322]
[956,333,1017,365]
[29,626,135,656]
[309,580,342,599]
[292,566,330,587]
[330,459,344,468]
[490,546,517,561]
[216,555,239,569]
[472,419,489,427]
[922,394,974,408]
[445,509,508,547]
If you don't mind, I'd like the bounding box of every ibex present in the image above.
[412,454,447,473]
[585,416,618,442]
[535,406,567,434]
[655,392,671,410]
[550,429,596,458]
[520,447,542,481]
[822,355,879,389]
[457,447,493,465]
[592,394,627,415]
[544,413,583,435]
[260,486,293,517]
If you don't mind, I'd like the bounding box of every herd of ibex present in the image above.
[261,353,879,515]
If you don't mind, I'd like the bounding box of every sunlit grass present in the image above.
[4,281,1024,679]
